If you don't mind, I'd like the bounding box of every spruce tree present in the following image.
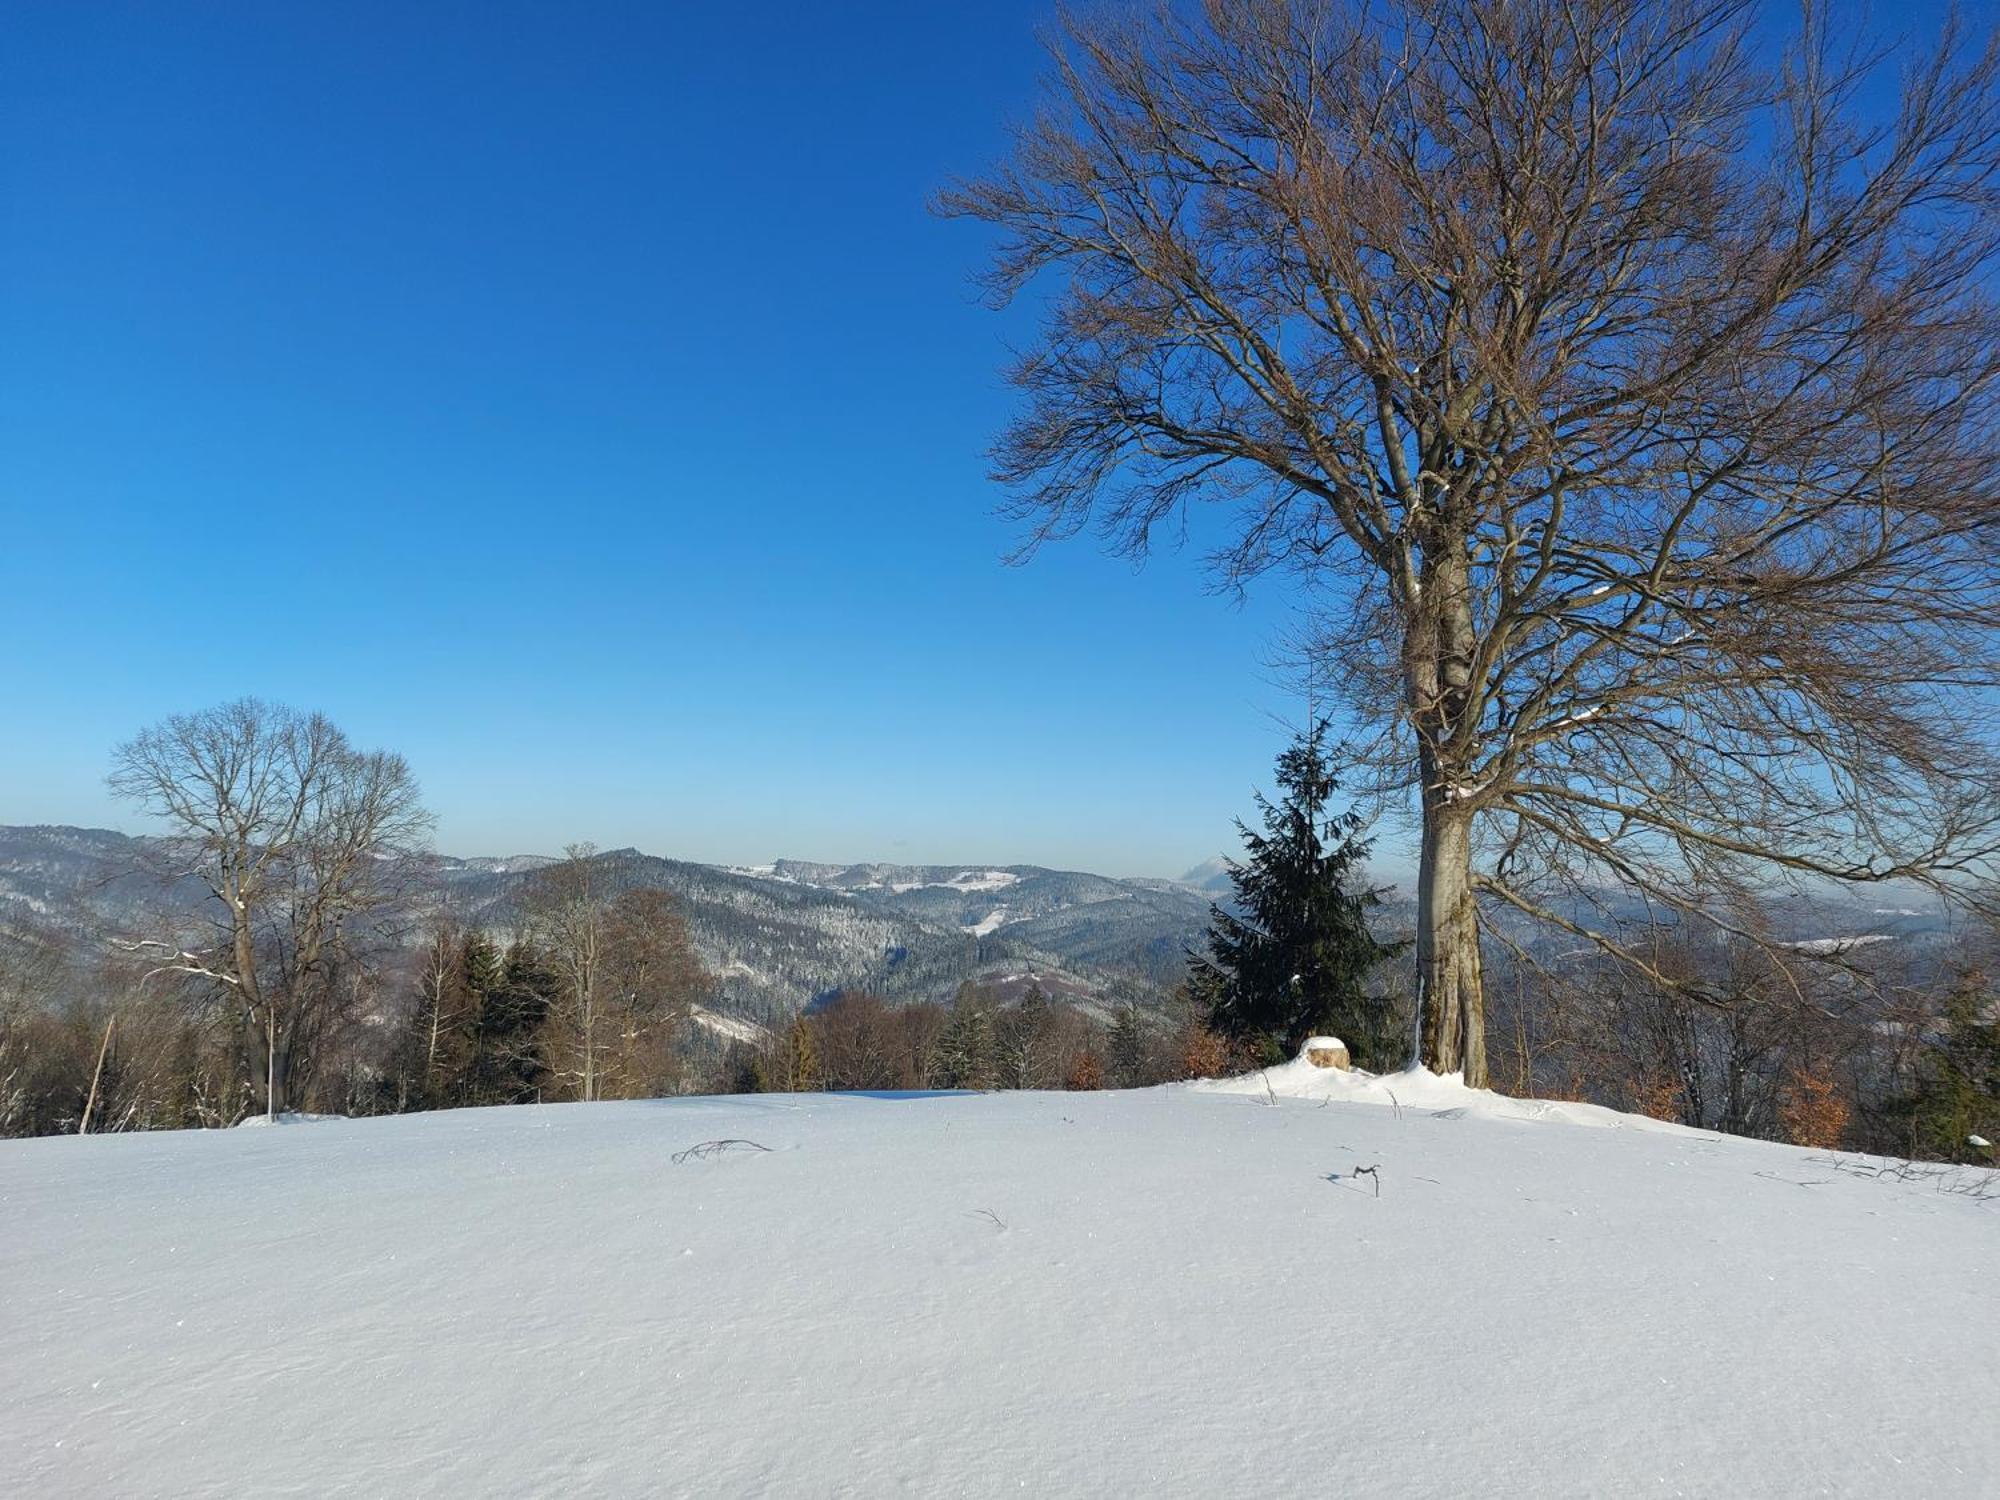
[1107,1004,1148,1088]
[1885,971,2000,1163]
[940,991,997,1090]
[461,931,503,1003]
[466,941,553,1104]
[1189,721,1404,1065]
[999,984,1054,1089]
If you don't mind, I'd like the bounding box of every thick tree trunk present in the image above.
[226,889,286,1119]
[1415,801,1486,1083]
[1405,537,1490,1087]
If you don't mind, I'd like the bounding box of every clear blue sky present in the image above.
[0,0,1307,877]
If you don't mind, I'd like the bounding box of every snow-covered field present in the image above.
[961,904,1010,938]
[4,1064,1996,1498]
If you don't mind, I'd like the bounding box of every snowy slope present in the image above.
[3,1074,1996,1497]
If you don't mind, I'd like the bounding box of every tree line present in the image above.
[1,695,1995,1167]
[726,983,1228,1098]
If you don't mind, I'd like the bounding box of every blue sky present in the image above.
[0,1,1308,877]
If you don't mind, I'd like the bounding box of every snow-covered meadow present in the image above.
[3,1063,1995,1497]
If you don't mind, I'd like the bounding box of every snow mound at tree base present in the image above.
[1195,1044,1697,1133]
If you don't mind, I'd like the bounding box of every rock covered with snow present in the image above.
[1299,1036,1350,1070]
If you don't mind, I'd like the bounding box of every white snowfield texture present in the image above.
[960,904,1010,938]
[687,1005,769,1046]
[1780,934,1897,955]
[230,1111,346,1128]
[4,1078,1996,1498]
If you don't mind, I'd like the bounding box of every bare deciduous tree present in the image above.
[600,885,709,1096]
[941,0,2000,1082]
[108,698,431,1118]
[524,850,710,1101]
[408,915,473,1107]
[522,844,611,1102]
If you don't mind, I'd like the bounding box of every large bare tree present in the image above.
[109,699,431,1118]
[519,845,610,1102]
[522,848,709,1101]
[941,0,2000,1083]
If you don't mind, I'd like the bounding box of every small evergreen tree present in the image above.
[1107,1004,1148,1088]
[939,990,997,1090]
[1189,721,1404,1065]
[1885,971,2000,1163]
[998,984,1054,1089]
[719,1042,764,1095]
[461,930,504,999]
[465,940,552,1104]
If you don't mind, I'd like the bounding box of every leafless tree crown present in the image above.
[107,698,431,1113]
[940,0,2000,1079]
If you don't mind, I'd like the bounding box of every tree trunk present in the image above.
[1416,800,1486,1085]
[270,1031,288,1117]
[254,1012,289,1119]
[1407,538,1489,1087]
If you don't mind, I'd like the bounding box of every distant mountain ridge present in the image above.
[0,826,1219,1022]
[1,826,1958,1025]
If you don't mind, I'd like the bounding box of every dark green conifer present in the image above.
[1189,721,1404,1065]
[465,941,553,1104]
[1107,1004,1147,1087]
[999,984,1054,1089]
[940,991,998,1090]
[1885,971,2000,1163]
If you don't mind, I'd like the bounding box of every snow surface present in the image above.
[1780,934,1896,955]
[961,904,1010,938]
[1199,1054,1700,1132]
[4,1077,1996,1497]
[230,1111,346,1128]
[688,1005,769,1046]
[888,870,1020,894]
